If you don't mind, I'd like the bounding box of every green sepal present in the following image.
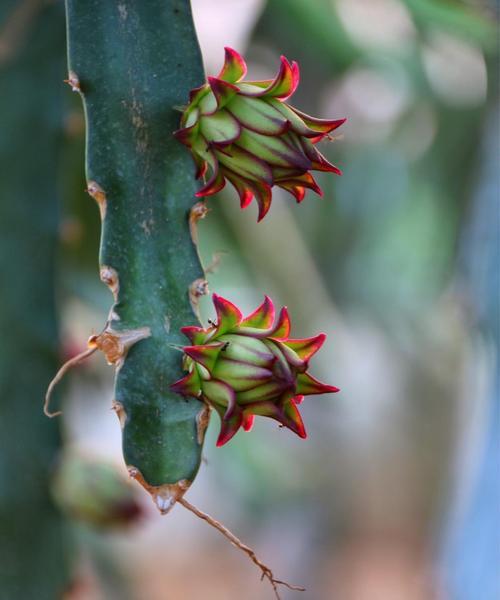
[212,358,274,392]
[202,379,236,415]
[208,77,239,109]
[213,403,243,447]
[228,95,288,135]
[213,294,242,335]
[216,47,248,84]
[270,307,291,339]
[170,368,202,397]
[240,296,275,329]
[216,145,273,184]
[272,340,306,371]
[191,135,218,172]
[198,90,218,115]
[183,343,224,371]
[237,128,310,170]
[217,334,275,366]
[295,372,339,395]
[284,334,326,362]
[236,380,290,404]
[200,109,241,145]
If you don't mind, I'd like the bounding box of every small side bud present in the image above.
[51,454,142,529]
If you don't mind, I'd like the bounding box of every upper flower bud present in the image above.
[171,294,339,446]
[174,47,346,221]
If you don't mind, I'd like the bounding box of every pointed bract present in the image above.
[180,325,207,345]
[195,168,226,197]
[270,307,291,339]
[200,107,241,144]
[208,77,239,109]
[213,294,242,334]
[217,47,247,84]
[170,370,201,397]
[224,170,254,208]
[282,400,307,438]
[240,296,275,329]
[242,413,255,432]
[248,179,273,222]
[295,372,339,395]
[240,56,300,101]
[285,334,326,362]
[216,411,243,446]
[183,343,224,371]
[289,107,346,136]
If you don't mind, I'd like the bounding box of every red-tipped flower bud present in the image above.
[174,47,345,221]
[171,294,339,446]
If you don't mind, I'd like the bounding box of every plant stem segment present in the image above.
[65,0,209,511]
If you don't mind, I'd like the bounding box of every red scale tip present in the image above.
[218,47,248,83]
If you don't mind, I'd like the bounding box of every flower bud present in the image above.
[174,48,345,221]
[171,294,339,446]
[52,454,142,529]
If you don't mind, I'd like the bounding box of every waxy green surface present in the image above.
[65,0,208,488]
[0,2,70,596]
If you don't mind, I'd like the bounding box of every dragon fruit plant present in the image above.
[61,0,340,595]
[65,0,210,514]
[172,294,338,446]
[175,47,345,220]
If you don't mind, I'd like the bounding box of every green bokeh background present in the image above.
[2,0,498,598]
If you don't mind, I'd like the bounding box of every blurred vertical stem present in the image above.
[65,0,208,511]
[0,1,70,598]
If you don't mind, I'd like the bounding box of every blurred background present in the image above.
[1,0,498,599]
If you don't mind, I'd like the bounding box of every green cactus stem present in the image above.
[65,0,209,513]
[0,2,70,597]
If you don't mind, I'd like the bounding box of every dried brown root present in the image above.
[178,497,305,599]
[43,345,97,417]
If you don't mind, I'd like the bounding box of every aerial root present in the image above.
[178,497,305,599]
[43,345,97,417]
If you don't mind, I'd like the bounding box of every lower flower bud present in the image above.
[171,294,339,446]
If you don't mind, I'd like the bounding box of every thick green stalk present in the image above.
[0,1,70,598]
[65,0,209,511]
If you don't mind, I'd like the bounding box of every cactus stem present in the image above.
[64,0,211,513]
[44,345,97,417]
[178,497,306,599]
